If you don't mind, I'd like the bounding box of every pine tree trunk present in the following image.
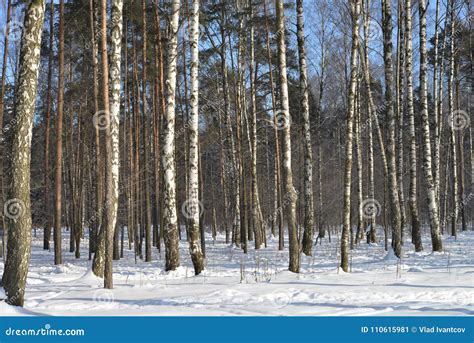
[419,0,443,250]
[141,0,152,262]
[187,0,204,275]
[43,0,53,251]
[341,0,360,272]
[405,0,423,252]
[163,0,181,271]
[1,0,45,306]
[381,0,402,257]
[276,0,300,273]
[54,0,65,266]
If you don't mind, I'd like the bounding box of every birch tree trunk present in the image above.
[263,0,283,248]
[188,0,204,275]
[433,0,441,212]
[162,0,180,271]
[405,0,422,251]
[249,2,263,250]
[89,0,102,260]
[276,0,299,273]
[218,8,239,247]
[341,0,360,272]
[419,0,443,250]
[381,0,402,257]
[396,0,406,244]
[447,0,458,238]
[297,0,315,256]
[1,0,45,306]
[103,0,123,289]
[362,0,377,243]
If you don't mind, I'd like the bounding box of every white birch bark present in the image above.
[297,0,315,256]
[419,0,443,250]
[162,0,180,270]
[276,0,299,273]
[405,0,422,251]
[2,0,45,306]
[188,0,204,275]
[341,0,360,272]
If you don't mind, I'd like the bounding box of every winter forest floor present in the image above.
[1,228,473,316]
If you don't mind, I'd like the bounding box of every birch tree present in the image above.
[405,0,422,251]
[276,0,299,273]
[341,0,360,272]
[188,0,204,275]
[419,0,443,251]
[381,0,402,257]
[103,0,123,289]
[297,0,315,256]
[2,0,45,306]
[447,0,458,237]
[162,0,180,271]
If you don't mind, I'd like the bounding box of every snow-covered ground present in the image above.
[1,228,473,316]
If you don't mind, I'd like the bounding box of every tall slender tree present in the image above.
[419,0,443,250]
[276,0,299,272]
[405,0,423,251]
[103,0,123,289]
[341,0,360,272]
[54,0,65,265]
[381,0,402,257]
[1,0,46,306]
[187,0,204,275]
[297,0,315,256]
[162,0,180,271]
